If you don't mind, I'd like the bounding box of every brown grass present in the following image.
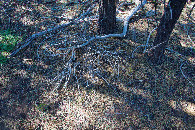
[0,0,194,129]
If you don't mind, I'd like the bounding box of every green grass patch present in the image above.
[0,29,22,64]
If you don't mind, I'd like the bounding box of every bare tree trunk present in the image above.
[98,0,116,34]
[148,0,187,64]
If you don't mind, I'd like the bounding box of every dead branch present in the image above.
[75,0,147,49]
[9,2,97,57]
[9,0,147,57]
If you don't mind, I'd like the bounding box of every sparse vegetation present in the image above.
[0,29,22,64]
[0,0,194,129]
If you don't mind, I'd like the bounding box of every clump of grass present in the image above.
[0,29,22,64]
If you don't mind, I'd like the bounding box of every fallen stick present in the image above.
[75,0,147,49]
[10,0,147,57]
[9,2,97,57]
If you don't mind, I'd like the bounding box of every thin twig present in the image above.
[143,27,158,53]
[132,45,152,58]
[180,61,194,86]
[9,2,98,57]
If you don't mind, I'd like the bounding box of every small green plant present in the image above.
[36,103,51,112]
[36,103,47,111]
[0,29,22,64]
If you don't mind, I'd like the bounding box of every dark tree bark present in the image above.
[98,0,116,34]
[148,0,187,64]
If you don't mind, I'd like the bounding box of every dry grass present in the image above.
[0,0,194,129]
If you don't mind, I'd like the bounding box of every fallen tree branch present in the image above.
[75,0,147,49]
[9,0,146,57]
[9,2,97,57]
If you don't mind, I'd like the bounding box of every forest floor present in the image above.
[0,0,195,129]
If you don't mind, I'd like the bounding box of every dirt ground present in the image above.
[0,0,194,129]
